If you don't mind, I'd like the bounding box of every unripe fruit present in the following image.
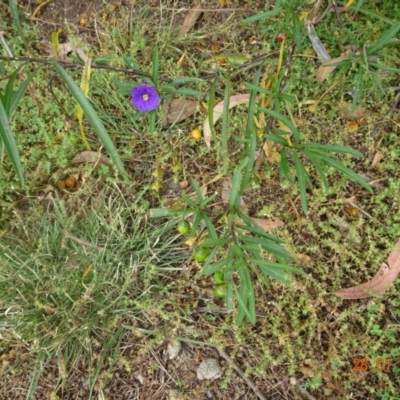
[214,284,227,298]
[213,271,224,284]
[177,220,190,234]
[193,246,210,262]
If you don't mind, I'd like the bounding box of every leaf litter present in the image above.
[333,238,400,299]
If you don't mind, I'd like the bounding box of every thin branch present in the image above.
[217,347,267,400]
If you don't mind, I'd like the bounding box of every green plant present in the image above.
[152,175,304,325]
[0,66,36,185]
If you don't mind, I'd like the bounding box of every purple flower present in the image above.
[131,84,160,112]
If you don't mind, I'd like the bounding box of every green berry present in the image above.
[177,220,191,234]
[214,284,227,298]
[213,271,224,284]
[193,246,210,262]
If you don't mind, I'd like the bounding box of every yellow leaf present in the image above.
[76,55,92,150]
[82,262,94,290]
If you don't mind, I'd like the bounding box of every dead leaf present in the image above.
[161,99,198,127]
[339,101,368,120]
[203,94,250,147]
[316,55,349,82]
[250,217,284,232]
[178,5,202,37]
[294,253,311,263]
[71,151,113,171]
[332,238,400,299]
[371,151,384,167]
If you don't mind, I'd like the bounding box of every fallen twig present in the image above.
[217,347,267,400]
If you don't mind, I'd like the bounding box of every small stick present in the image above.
[29,0,54,20]
[217,347,267,400]
[348,202,391,230]
[0,31,14,57]
[64,231,105,251]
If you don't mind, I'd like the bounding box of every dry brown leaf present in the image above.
[294,253,311,263]
[71,151,113,170]
[316,55,348,82]
[161,99,198,127]
[371,151,384,167]
[332,238,400,299]
[250,217,284,232]
[178,5,203,37]
[339,101,368,120]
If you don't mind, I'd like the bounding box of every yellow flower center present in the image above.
[143,94,149,101]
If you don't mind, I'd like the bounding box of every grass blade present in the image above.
[241,66,262,192]
[242,8,281,24]
[298,143,363,157]
[221,76,231,174]
[367,22,400,55]
[279,148,294,183]
[229,156,248,209]
[3,69,18,116]
[152,46,159,88]
[10,70,36,118]
[9,0,24,40]
[303,150,329,191]
[0,94,24,185]
[292,152,308,214]
[52,61,129,181]
[317,152,373,193]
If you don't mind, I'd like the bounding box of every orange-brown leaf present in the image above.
[332,238,400,299]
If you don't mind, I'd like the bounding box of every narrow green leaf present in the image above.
[352,69,363,110]
[201,238,230,247]
[201,256,233,275]
[357,7,395,25]
[241,66,262,192]
[317,152,373,193]
[293,12,301,49]
[200,192,218,208]
[160,86,202,96]
[237,210,283,242]
[203,215,218,239]
[243,82,275,96]
[279,148,294,183]
[257,264,291,285]
[9,0,24,40]
[240,266,256,323]
[298,143,363,157]
[243,8,282,23]
[249,259,304,274]
[257,106,300,144]
[229,156,248,209]
[152,46,159,88]
[292,152,308,214]
[303,150,329,191]
[207,81,217,143]
[264,133,289,146]
[10,70,36,118]
[367,22,400,55]
[190,178,204,202]
[369,63,400,73]
[171,77,204,85]
[180,192,198,208]
[0,100,24,185]
[3,69,18,116]
[52,61,129,181]
[241,236,293,260]
[221,76,231,174]
[150,208,188,217]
